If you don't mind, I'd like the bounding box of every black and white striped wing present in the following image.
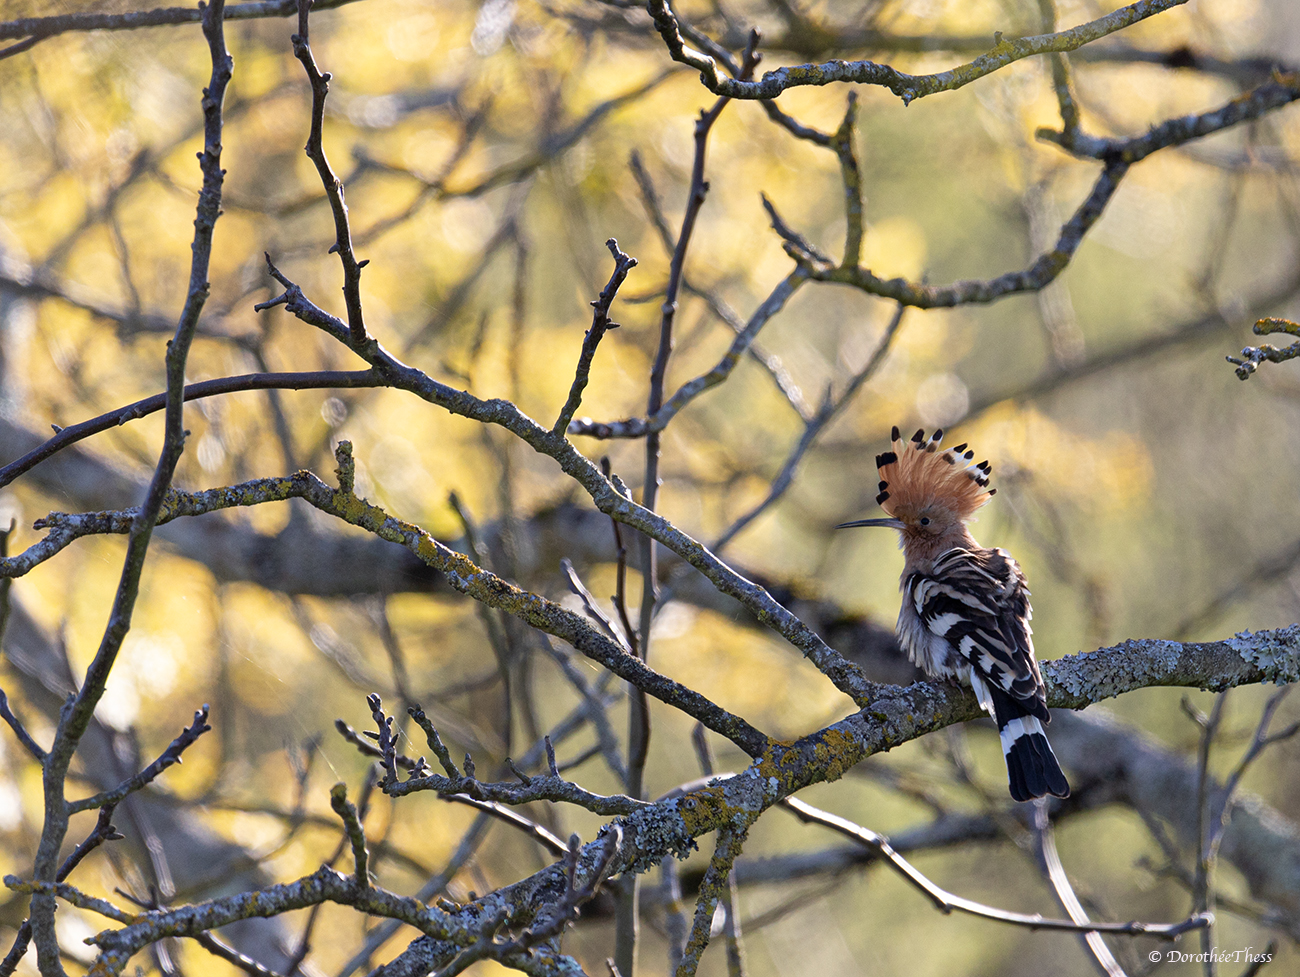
[912,547,1068,801]
[918,547,1047,718]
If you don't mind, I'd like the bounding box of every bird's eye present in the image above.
[919,517,930,526]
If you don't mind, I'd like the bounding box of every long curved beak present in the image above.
[835,517,906,530]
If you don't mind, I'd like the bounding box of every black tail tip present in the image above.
[1006,734,1070,802]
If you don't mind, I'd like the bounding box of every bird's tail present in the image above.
[998,713,1070,802]
[970,677,1071,802]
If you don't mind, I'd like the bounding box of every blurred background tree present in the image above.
[1,0,1300,975]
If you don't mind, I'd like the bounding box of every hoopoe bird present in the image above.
[838,427,1069,802]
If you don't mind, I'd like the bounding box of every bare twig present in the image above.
[440,794,568,857]
[191,931,288,977]
[329,783,370,887]
[562,558,634,654]
[290,0,367,345]
[1032,801,1126,977]
[1037,0,1082,145]
[1039,72,1300,161]
[602,459,640,656]
[566,269,808,439]
[619,37,757,967]
[628,152,811,421]
[0,686,46,762]
[1190,692,1227,974]
[24,7,232,973]
[675,824,752,977]
[782,797,1210,938]
[255,255,872,706]
[364,696,652,816]
[647,0,1190,103]
[68,706,212,814]
[713,302,907,552]
[1228,317,1300,379]
[0,0,365,42]
[553,239,638,434]
[800,159,1128,306]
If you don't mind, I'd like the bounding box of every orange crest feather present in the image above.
[875,427,995,519]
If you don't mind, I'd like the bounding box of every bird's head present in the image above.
[837,426,994,548]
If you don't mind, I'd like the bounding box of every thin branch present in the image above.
[329,783,370,887]
[0,35,41,59]
[0,687,46,761]
[1228,317,1300,379]
[782,797,1209,938]
[24,7,232,974]
[291,0,367,345]
[1208,688,1300,863]
[353,70,675,254]
[647,0,1189,103]
[407,705,460,778]
[674,10,1292,86]
[553,239,638,434]
[1191,692,1228,975]
[802,159,1128,306]
[0,366,379,491]
[675,825,751,977]
[1032,801,1126,977]
[255,257,871,707]
[1039,71,1300,161]
[758,98,832,146]
[0,0,364,42]
[362,696,651,816]
[446,491,516,751]
[628,154,811,420]
[68,706,212,814]
[713,302,906,552]
[620,42,756,967]
[562,559,634,654]
[540,638,627,783]
[4,879,134,925]
[440,794,569,857]
[602,462,640,656]
[830,94,863,268]
[190,931,288,977]
[761,194,832,264]
[959,273,1298,425]
[566,269,808,439]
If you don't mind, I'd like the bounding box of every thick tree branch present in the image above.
[0,451,774,759]
[368,626,1300,975]
[257,258,873,706]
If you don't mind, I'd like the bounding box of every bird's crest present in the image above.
[875,427,994,519]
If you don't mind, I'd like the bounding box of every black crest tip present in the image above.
[911,429,926,444]
[891,426,901,441]
[875,490,890,504]
[875,450,897,467]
